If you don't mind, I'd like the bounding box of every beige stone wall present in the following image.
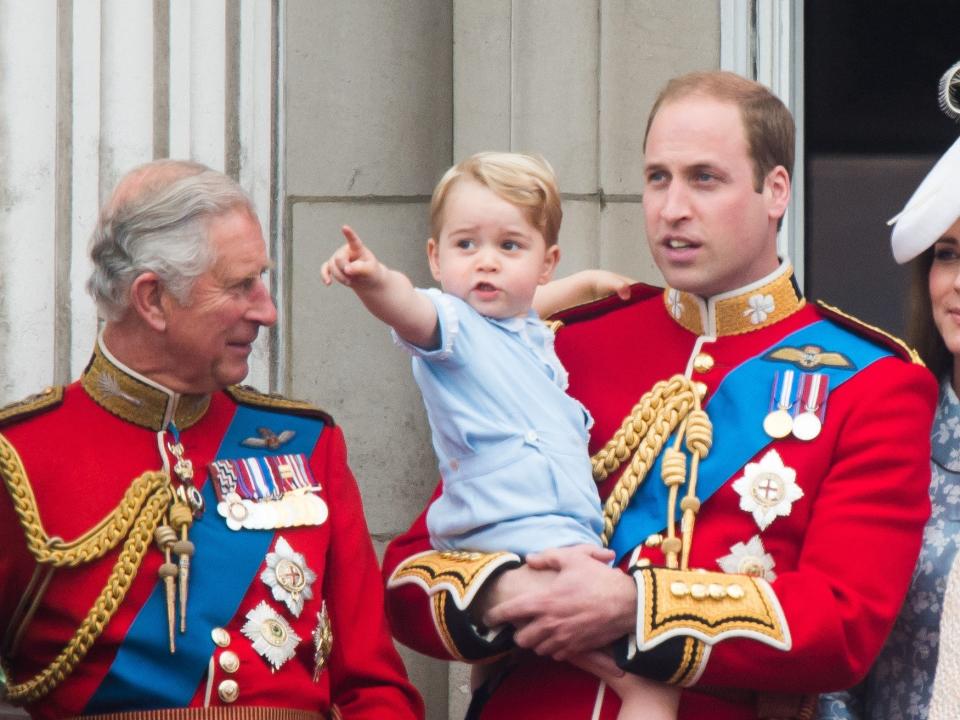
[0,3,722,718]
[282,2,720,718]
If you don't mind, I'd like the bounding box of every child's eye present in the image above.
[501,240,520,251]
[455,239,475,250]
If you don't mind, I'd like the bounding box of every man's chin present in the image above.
[215,363,250,390]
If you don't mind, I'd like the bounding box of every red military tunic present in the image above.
[382,263,936,719]
[0,341,423,719]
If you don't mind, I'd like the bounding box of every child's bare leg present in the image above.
[569,650,679,720]
[609,673,680,720]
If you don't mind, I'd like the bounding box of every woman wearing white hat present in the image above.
[819,60,960,720]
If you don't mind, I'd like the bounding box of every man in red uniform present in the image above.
[0,160,423,719]
[382,71,937,719]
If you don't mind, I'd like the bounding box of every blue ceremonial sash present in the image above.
[85,404,325,711]
[608,319,893,562]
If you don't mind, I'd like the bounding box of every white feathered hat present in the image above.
[889,60,960,264]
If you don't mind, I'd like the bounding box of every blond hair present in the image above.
[430,152,562,246]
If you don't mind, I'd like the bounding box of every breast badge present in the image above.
[717,535,777,582]
[261,536,316,617]
[241,426,297,449]
[763,344,853,371]
[241,601,302,670]
[732,450,804,531]
[312,602,334,682]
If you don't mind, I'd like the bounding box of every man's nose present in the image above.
[660,183,691,223]
[248,280,278,327]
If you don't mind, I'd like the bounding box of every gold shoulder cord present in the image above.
[592,374,713,569]
[0,433,173,705]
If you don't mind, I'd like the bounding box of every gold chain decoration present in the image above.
[594,375,712,550]
[0,432,172,704]
[592,376,693,482]
[678,410,712,569]
[0,435,166,568]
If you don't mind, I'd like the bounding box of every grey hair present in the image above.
[87,159,256,321]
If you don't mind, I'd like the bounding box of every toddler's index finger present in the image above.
[341,225,365,255]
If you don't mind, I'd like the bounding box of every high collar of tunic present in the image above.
[664,259,805,338]
[80,333,211,432]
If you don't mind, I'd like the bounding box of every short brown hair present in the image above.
[908,247,951,381]
[430,152,563,246]
[643,71,795,191]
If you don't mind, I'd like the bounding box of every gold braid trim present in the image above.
[0,433,172,704]
[1,435,170,567]
[593,375,702,546]
[592,376,693,483]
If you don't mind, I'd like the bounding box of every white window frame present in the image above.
[721,0,805,287]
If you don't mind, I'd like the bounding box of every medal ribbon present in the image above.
[85,404,326,711]
[609,319,893,562]
[797,372,829,420]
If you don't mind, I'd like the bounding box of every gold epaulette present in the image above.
[816,301,924,366]
[225,385,334,426]
[0,387,64,429]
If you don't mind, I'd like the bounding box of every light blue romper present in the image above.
[395,288,603,556]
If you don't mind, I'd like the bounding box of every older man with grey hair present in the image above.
[0,160,423,719]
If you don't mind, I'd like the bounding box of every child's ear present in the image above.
[427,238,442,282]
[539,244,561,284]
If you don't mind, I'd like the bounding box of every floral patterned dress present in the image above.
[819,378,960,719]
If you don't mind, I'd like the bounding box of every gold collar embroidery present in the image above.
[663,261,805,337]
[81,341,210,431]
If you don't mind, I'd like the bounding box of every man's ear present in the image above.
[129,272,168,331]
[427,238,442,283]
[764,165,791,222]
[539,244,561,285]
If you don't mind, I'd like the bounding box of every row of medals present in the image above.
[762,370,826,441]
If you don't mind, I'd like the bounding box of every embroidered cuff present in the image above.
[635,566,791,650]
[388,549,522,661]
[615,566,790,686]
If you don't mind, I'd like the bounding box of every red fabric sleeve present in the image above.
[318,426,425,718]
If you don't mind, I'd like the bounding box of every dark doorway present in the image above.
[804,1,960,337]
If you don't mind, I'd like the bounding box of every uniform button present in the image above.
[692,352,715,373]
[693,381,708,399]
[690,583,707,600]
[707,583,725,599]
[218,679,239,703]
[727,584,745,599]
[524,430,538,443]
[670,581,689,597]
[219,650,240,674]
[211,628,230,647]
